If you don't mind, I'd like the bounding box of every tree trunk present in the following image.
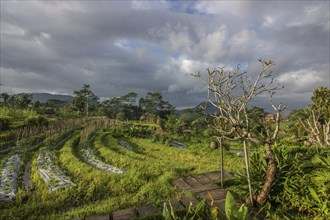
[256,143,277,205]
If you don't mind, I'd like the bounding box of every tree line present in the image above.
[0,84,175,121]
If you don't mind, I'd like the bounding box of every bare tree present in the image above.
[193,59,286,205]
[299,87,330,147]
[299,108,330,147]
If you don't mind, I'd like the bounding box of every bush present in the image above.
[116,112,125,121]
[25,116,49,127]
[0,117,11,131]
[229,145,330,219]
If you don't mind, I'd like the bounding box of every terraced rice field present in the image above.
[0,154,20,201]
[37,150,76,192]
[0,128,244,219]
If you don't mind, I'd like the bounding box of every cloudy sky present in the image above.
[1,0,329,112]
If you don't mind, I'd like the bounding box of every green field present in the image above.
[0,127,244,219]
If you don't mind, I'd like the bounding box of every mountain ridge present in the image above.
[30,93,73,103]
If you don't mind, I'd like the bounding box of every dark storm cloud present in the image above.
[1,1,329,112]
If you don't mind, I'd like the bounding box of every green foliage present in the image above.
[246,107,267,137]
[101,92,141,119]
[15,134,45,150]
[25,116,49,127]
[7,93,32,109]
[229,145,330,219]
[0,92,10,105]
[162,192,248,220]
[225,191,248,220]
[310,86,330,123]
[165,115,181,134]
[0,128,244,219]
[165,115,192,135]
[287,87,330,147]
[116,112,126,121]
[0,107,39,121]
[162,199,210,220]
[115,124,156,138]
[139,92,175,118]
[0,117,10,131]
[72,84,99,115]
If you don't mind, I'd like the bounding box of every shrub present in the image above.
[229,145,330,219]
[26,116,49,126]
[0,117,11,131]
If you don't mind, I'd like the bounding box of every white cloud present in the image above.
[278,68,325,93]
[325,20,330,32]
[304,4,322,15]
[1,0,329,110]
[153,56,212,95]
[131,0,169,10]
[262,16,276,28]
[287,4,329,27]
[168,84,181,93]
[198,26,228,61]
[180,59,194,73]
[55,1,87,13]
[230,29,257,54]
[194,1,245,17]
[1,23,25,36]
[40,32,51,39]
[114,39,129,49]
[148,23,192,51]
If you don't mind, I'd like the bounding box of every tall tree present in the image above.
[8,93,32,109]
[46,99,69,108]
[72,84,99,116]
[139,92,174,118]
[101,92,141,119]
[0,93,10,106]
[193,59,286,205]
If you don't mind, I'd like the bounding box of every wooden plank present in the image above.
[180,196,199,207]
[184,177,204,188]
[85,214,110,220]
[112,208,137,220]
[172,178,192,190]
[213,199,226,212]
[204,171,221,181]
[137,205,158,218]
[196,191,212,202]
[163,200,184,211]
[208,189,227,200]
[193,174,212,185]
[190,184,220,193]
[196,189,227,202]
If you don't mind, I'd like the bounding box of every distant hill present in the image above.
[176,102,219,115]
[31,93,73,103]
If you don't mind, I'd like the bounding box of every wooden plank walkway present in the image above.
[79,171,264,220]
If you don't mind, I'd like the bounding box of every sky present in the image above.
[1,0,329,112]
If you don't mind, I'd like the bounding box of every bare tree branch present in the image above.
[193,59,285,205]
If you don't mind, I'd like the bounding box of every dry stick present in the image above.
[243,139,254,206]
[220,137,224,189]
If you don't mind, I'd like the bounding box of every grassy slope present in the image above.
[0,130,244,219]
